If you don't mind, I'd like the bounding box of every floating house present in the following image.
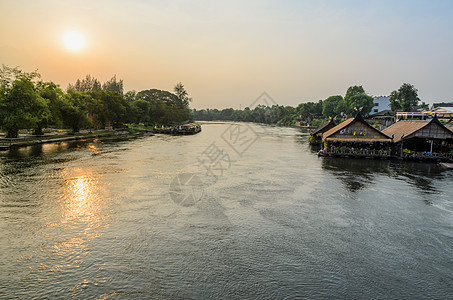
[322,113,393,158]
[309,119,336,144]
[382,116,453,160]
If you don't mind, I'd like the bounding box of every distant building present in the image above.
[431,102,453,110]
[370,96,391,116]
[426,106,453,119]
[396,111,429,120]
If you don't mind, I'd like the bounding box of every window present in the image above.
[374,109,378,112]
[374,103,379,106]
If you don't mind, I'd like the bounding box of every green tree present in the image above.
[344,85,366,105]
[102,75,124,94]
[132,99,151,123]
[322,95,343,118]
[348,94,374,115]
[68,74,101,92]
[297,101,321,120]
[92,90,129,128]
[61,90,89,132]
[389,83,420,111]
[342,85,372,115]
[173,82,192,108]
[334,99,348,116]
[0,77,48,138]
[35,81,65,135]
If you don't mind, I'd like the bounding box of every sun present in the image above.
[63,31,86,52]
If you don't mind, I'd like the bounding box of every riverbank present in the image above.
[0,129,153,151]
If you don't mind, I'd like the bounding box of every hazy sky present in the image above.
[1,0,452,108]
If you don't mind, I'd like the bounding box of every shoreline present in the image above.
[0,130,149,151]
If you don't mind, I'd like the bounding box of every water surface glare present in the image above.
[1,122,453,299]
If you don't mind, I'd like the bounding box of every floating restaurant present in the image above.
[321,113,393,158]
[382,116,453,161]
[312,113,453,162]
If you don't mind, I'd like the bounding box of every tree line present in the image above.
[194,84,424,126]
[0,66,192,138]
[193,105,298,126]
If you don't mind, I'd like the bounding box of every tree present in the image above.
[342,85,373,115]
[173,82,192,108]
[0,65,40,89]
[334,99,348,116]
[389,83,420,111]
[124,90,136,103]
[35,81,65,135]
[61,90,89,132]
[68,74,101,92]
[102,75,124,94]
[297,100,323,121]
[344,85,365,105]
[0,77,48,138]
[348,94,374,115]
[322,95,343,118]
[132,99,151,123]
[94,90,128,127]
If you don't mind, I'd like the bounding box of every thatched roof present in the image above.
[323,113,391,142]
[446,123,453,132]
[382,117,453,143]
[311,119,336,136]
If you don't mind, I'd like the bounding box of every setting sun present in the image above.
[62,31,85,51]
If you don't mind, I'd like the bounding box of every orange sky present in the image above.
[1,0,452,108]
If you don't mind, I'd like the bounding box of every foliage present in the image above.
[193,105,297,126]
[173,82,192,108]
[102,75,124,94]
[347,94,374,115]
[344,85,365,105]
[322,95,343,118]
[35,81,65,134]
[402,148,411,157]
[0,76,48,138]
[389,83,420,111]
[67,74,102,92]
[0,66,195,135]
[61,90,90,132]
[297,100,323,120]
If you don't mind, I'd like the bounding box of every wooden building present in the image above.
[322,113,392,158]
[382,116,453,160]
[309,119,336,144]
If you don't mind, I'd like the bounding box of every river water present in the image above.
[1,122,452,299]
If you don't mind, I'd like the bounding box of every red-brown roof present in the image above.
[311,119,336,136]
[382,117,453,143]
[322,113,391,142]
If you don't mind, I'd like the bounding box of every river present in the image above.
[1,122,452,299]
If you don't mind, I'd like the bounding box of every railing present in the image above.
[0,136,46,145]
[327,148,391,157]
[404,152,453,160]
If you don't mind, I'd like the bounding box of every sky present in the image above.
[1,0,452,109]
